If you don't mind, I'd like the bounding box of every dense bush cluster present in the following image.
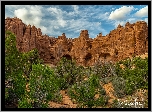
[68,74,108,108]
[18,64,62,108]
[5,31,148,108]
[115,57,148,95]
[5,31,61,108]
[55,57,82,89]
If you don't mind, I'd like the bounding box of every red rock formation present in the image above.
[5,17,148,66]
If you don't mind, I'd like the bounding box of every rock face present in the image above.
[5,17,148,66]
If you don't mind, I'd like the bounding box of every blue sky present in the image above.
[5,5,148,38]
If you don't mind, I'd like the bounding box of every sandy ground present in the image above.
[48,90,77,108]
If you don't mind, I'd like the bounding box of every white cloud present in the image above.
[72,5,79,14]
[94,13,109,21]
[14,8,29,22]
[57,19,67,27]
[41,26,47,34]
[134,8,138,11]
[135,6,148,17]
[13,6,47,33]
[112,8,115,10]
[109,6,134,20]
[47,7,67,27]
[14,6,43,26]
[5,5,110,37]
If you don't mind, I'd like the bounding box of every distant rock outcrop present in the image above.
[5,17,148,66]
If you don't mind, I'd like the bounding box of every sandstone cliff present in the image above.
[5,17,148,66]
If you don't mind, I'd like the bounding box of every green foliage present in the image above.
[5,31,21,79]
[100,77,113,84]
[115,57,148,95]
[12,70,27,98]
[55,57,84,89]
[5,31,26,105]
[23,64,62,108]
[21,49,43,78]
[5,31,148,108]
[5,31,45,108]
[18,96,32,108]
[5,88,9,100]
[111,99,119,108]
[68,74,108,108]
[111,76,126,98]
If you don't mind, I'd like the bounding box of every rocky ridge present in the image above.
[5,17,148,66]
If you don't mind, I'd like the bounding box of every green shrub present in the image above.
[114,57,148,95]
[18,95,32,108]
[111,76,126,98]
[5,31,45,108]
[23,64,62,108]
[92,61,116,78]
[68,74,108,108]
[55,57,84,89]
[5,31,27,106]
[5,31,21,79]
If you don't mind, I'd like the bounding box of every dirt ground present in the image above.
[48,90,77,108]
[46,53,149,108]
[48,82,148,108]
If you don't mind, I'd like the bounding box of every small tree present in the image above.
[5,31,44,108]
[5,31,26,107]
[18,64,62,108]
[55,57,83,89]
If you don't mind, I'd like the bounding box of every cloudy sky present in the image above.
[5,5,148,38]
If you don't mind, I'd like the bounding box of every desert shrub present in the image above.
[111,99,120,108]
[111,76,126,98]
[19,64,62,108]
[115,57,148,95]
[100,77,113,84]
[92,61,116,78]
[55,57,85,89]
[68,74,108,108]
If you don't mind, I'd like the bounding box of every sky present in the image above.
[5,5,148,38]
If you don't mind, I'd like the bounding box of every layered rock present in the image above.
[5,17,148,66]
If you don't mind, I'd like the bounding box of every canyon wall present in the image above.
[5,17,148,66]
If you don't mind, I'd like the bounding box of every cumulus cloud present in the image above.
[5,5,111,37]
[14,6,43,27]
[135,6,148,17]
[6,5,147,38]
[109,6,134,20]
[45,6,107,37]
[13,5,49,34]
[47,7,67,27]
